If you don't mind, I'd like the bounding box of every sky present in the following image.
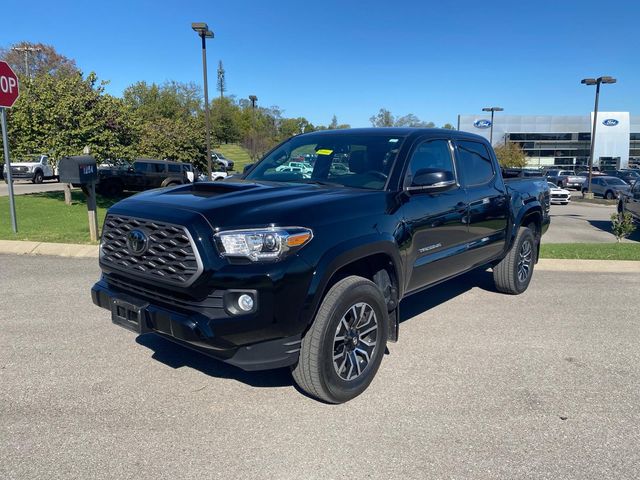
[2,0,638,127]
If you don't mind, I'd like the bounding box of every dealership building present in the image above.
[457,112,640,170]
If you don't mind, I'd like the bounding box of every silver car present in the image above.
[582,176,631,199]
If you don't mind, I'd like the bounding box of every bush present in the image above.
[611,212,636,242]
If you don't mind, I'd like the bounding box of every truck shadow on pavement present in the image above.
[399,269,497,323]
[134,268,498,390]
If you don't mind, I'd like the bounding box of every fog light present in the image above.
[238,294,254,312]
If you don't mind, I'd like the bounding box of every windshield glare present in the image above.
[245,133,405,190]
[606,178,626,185]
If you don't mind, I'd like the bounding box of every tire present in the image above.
[605,190,615,200]
[557,181,564,188]
[291,276,389,404]
[32,170,44,184]
[493,226,536,295]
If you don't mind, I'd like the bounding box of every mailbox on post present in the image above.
[58,155,98,185]
[58,155,100,242]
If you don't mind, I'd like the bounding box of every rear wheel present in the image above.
[493,226,536,295]
[605,190,615,200]
[292,276,388,404]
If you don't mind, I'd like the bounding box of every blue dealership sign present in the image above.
[473,119,492,129]
[602,118,619,126]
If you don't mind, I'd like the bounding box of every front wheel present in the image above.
[493,226,536,295]
[32,171,44,184]
[292,276,389,404]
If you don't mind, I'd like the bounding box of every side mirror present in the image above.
[406,168,456,193]
[243,163,255,174]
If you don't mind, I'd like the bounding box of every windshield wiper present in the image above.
[297,179,344,187]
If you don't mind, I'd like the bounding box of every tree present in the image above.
[4,71,139,162]
[369,108,394,127]
[211,97,240,144]
[0,41,78,78]
[494,142,528,168]
[217,60,226,99]
[442,123,455,130]
[370,108,434,127]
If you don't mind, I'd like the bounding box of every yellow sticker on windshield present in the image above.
[316,149,333,155]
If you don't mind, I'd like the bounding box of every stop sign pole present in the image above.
[0,61,20,233]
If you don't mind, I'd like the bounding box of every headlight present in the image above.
[214,226,313,262]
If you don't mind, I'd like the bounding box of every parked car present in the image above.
[91,128,550,403]
[618,179,640,222]
[211,152,235,172]
[545,169,583,189]
[547,182,571,205]
[197,170,228,182]
[603,169,640,185]
[3,154,58,184]
[582,176,631,199]
[96,159,189,197]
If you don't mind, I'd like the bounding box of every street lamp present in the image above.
[11,46,41,79]
[581,76,616,196]
[248,95,258,159]
[482,106,503,144]
[192,22,215,180]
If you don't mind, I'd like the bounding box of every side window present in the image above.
[406,140,455,180]
[134,162,149,173]
[168,164,181,173]
[42,157,48,166]
[456,141,495,186]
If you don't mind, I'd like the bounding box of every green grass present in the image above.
[540,243,640,261]
[0,191,124,244]
[214,143,253,172]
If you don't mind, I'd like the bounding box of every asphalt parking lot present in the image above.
[1,254,639,479]
[545,200,640,244]
[0,180,69,197]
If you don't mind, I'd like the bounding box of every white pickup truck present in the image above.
[3,154,59,184]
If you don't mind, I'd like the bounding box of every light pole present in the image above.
[581,76,616,196]
[192,22,214,180]
[482,107,503,144]
[249,95,258,159]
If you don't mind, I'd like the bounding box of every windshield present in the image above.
[245,133,405,190]
[560,171,575,176]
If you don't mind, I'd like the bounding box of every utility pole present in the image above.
[11,46,41,79]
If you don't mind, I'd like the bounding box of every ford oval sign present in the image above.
[473,119,492,129]
[602,118,619,127]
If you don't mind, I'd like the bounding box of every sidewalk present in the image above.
[0,239,98,258]
[1,239,639,272]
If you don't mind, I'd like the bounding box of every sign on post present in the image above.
[0,61,20,233]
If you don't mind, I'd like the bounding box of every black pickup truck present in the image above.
[92,128,550,403]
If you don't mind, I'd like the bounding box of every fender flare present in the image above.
[299,233,404,327]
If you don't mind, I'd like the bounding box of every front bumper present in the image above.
[91,279,302,371]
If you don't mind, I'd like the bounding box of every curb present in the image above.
[535,258,640,273]
[0,240,98,258]
[1,240,639,272]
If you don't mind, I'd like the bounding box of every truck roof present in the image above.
[296,127,489,143]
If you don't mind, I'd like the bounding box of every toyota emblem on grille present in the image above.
[126,229,148,255]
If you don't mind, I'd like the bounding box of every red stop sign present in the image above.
[0,61,20,108]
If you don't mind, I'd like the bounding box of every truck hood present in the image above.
[109,180,389,230]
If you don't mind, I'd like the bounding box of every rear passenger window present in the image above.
[168,164,181,173]
[456,141,495,186]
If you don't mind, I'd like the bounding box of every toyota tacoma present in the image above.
[92,128,550,403]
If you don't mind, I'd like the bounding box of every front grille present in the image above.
[551,193,569,199]
[11,166,28,173]
[101,215,202,286]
